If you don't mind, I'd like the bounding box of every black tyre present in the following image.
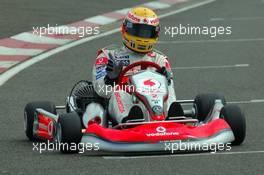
[194,93,226,121]
[56,112,82,153]
[221,104,246,145]
[24,101,56,141]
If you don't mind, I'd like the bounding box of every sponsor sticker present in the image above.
[96,69,107,80]
[114,91,125,113]
[95,57,108,65]
[114,54,130,65]
[119,59,130,66]
[146,126,179,137]
[95,65,105,73]
[127,12,159,25]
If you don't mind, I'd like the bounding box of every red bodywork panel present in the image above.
[36,113,54,140]
[36,112,231,143]
[85,119,230,143]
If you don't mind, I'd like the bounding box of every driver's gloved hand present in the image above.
[104,53,123,86]
[158,66,173,85]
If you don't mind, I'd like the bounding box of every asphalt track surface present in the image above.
[1,0,264,174]
[0,0,153,38]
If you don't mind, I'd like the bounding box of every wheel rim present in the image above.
[24,111,28,132]
[56,123,62,143]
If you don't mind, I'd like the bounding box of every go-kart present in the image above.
[24,61,246,154]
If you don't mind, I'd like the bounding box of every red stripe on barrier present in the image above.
[0,38,58,50]
[103,12,125,20]
[0,67,7,73]
[0,55,29,61]
[68,20,99,28]
[30,31,80,40]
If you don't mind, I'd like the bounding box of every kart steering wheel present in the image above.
[118,61,162,86]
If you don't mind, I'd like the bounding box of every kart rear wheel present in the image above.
[24,101,56,141]
[56,112,82,154]
[220,104,246,145]
[194,93,226,121]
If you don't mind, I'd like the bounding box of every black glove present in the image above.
[104,53,123,85]
[158,66,173,85]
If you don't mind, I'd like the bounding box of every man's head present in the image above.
[122,7,160,53]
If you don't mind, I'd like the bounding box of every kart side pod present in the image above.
[33,108,59,140]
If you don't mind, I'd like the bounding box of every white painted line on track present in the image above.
[11,32,72,45]
[210,16,264,21]
[250,99,264,103]
[84,15,117,25]
[158,38,264,44]
[158,0,216,19]
[143,2,171,9]
[0,0,216,86]
[171,64,249,70]
[47,25,79,35]
[178,99,264,105]
[0,46,43,56]
[0,61,19,68]
[115,8,132,15]
[102,150,264,160]
[228,99,264,104]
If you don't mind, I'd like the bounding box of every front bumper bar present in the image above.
[81,129,234,153]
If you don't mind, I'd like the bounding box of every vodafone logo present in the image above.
[156,126,166,133]
[47,121,54,136]
[95,57,108,65]
[141,79,161,90]
[146,126,179,137]
[144,79,156,87]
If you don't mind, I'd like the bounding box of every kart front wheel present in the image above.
[24,101,56,141]
[194,93,226,121]
[221,104,246,145]
[56,112,82,153]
